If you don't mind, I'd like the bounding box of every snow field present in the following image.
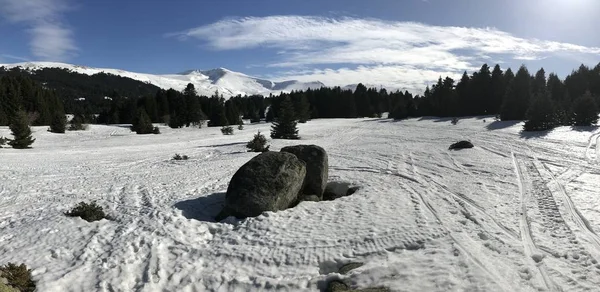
[1,117,600,291]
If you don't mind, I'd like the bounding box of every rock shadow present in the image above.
[323,181,360,201]
[197,142,247,148]
[174,192,226,222]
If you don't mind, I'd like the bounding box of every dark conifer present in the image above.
[8,110,35,149]
[570,91,598,126]
[523,92,556,131]
[271,97,299,139]
[295,94,311,123]
[247,131,269,152]
[49,112,66,133]
[131,109,155,134]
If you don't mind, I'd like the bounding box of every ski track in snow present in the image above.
[1,117,600,291]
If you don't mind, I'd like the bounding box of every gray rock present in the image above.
[338,262,364,275]
[326,280,349,292]
[281,145,328,200]
[449,140,474,150]
[220,151,306,219]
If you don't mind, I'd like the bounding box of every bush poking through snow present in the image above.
[221,126,234,135]
[172,154,189,161]
[246,131,270,152]
[451,117,459,125]
[0,263,36,292]
[0,136,7,147]
[237,123,244,130]
[152,126,160,134]
[65,201,106,222]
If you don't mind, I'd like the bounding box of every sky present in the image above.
[1,0,599,93]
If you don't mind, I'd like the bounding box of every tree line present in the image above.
[1,62,599,133]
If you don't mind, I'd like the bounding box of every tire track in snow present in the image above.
[406,153,513,291]
[513,153,600,291]
[429,179,520,241]
[538,161,600,256]
[511,152,556,291]
[585,131,600,164]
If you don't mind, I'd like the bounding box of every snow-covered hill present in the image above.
[0,62,325,97]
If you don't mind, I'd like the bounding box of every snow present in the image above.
[1,117,600,291]
[0,62,324,98]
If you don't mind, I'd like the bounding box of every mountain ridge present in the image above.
[0,62,326,98]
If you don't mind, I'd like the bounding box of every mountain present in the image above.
[0,62,325,97]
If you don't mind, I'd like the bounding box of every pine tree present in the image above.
[532,68,547,95]
[208,97,229,127]
[247,131,270,152]
[490,64,505,114]
[570,91,599,126]
[8,110,35,149]
[501,65,532,120]
[354,83,375,117]
[523,92,556,131]
[295,94,311,123]
[49,112,66,133]
[271,97,299,139]
[389,101,408,120]
[131,109,155,134]
[225,100,242,125]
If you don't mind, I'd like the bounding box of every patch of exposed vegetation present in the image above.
[65,201,106,222]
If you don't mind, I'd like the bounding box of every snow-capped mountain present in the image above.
[0,62,325,97]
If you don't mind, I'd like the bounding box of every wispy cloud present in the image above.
[1,54,30,62]
[170,16,600,92]
[0,0,77,61]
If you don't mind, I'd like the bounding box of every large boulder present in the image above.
[218,151,306,220]
[281,145,328,200]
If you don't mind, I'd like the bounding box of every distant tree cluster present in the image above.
[0,75,65,127]
[0,66,160,115]
[2,62,599,136]
[408,64,600,130]
[96,85,267,130]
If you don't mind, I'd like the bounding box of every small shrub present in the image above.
[65,201,106,222]
[246,131,270,152]
[237,124,244,130]
[0,263,36,292]
[152,126,160,134]
[221,126,234,135]
[172,154,189,161]
[0,136,7,147]
[451,117,459,125]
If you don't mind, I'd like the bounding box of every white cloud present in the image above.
[171,16,600,91]
[0,0,77,61]
[1,54,30,62]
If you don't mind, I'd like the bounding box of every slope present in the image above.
[1,117,599,291]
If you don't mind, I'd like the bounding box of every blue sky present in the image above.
[1,0,599,92]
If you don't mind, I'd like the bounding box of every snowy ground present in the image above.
[1,117,600,292]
